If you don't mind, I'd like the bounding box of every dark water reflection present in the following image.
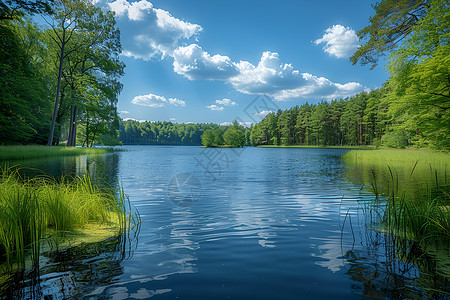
[1,146,448,299]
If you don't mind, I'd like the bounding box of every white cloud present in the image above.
[173,44,240,80]
[228,51,366,100]
[123,117,147,123]
[315,25,359,59]
[119,110,130,114]
[206,104,224,111]
[169,117,176,121]
[220,121,252,127]
[273,73,367,100]
[131,94,167,107]
[230,52,305,95]
[240,121,252,127]
[215,98,237,106]
[254,110,273,117]
[108,0,202,59]
[131,93,186,107]
[168,98,186,107]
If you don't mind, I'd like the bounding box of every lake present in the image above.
[1,146,448,299]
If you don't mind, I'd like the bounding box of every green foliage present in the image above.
[250,90,398,148]
[223,129,245,147]
[0,20,52,144]
[381,130,409,148]
[351,0,430,68]
[201,129,215,147]
[351,0,449,150]
[0,0,53,21]
[0,168,128,269]
[120,120,223,145]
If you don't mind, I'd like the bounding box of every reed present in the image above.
[0,145,117,161]
[0,167,129,271]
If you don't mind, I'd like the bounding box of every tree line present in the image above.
[251,0,449,149]
[249,89,391,147]
[0,0,124,146]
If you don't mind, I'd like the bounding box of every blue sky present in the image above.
[97,0,388,125]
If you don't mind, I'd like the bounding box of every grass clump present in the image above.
[380,166,450,244]
[0,145,117,161]
[0,167,129,270]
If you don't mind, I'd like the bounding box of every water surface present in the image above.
[1,146,448,299]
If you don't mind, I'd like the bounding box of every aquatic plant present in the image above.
[0,167,137,271]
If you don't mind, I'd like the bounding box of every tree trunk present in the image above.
[47,28,66,146]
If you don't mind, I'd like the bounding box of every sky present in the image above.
[94,0,389,125]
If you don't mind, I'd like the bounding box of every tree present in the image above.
[43,0,124,146]
[0,0,53,21]
[201,129,215,147]
[385,0,449,148]
[223,129,245,147]
[351,0,431,68]
[0,19,51,144]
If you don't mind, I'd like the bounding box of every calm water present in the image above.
[1,146,448,299]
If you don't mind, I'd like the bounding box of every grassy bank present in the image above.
[257,145,374,149]
[343,148,449,166]
[0,168,129,270]
[0,145,117,161]
[343,149,450,248]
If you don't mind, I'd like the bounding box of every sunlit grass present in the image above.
[0,167,130,271]
[0,145,117,161]
[258,145,373,149]
[343,148,449,167]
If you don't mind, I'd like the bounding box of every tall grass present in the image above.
[0,145,117,161]
[343,149,449,167]
[0,167,132,271]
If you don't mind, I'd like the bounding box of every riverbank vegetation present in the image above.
[201,122,247,148]
[0,168,131,271]
[0,145,116,161]
[344,149,450,277]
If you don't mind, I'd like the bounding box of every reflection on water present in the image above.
[1,230,140,299]
[343,159,449,298]
[1,146,448,299]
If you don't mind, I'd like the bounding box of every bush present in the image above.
[382,131,409,148]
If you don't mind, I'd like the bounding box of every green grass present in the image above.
[0,167,130,271]
[0,145,118,161]
[344,149,450,247]
[343,148,449,166]
[257,145,374,149]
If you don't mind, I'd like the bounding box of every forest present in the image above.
[0,0,124,147]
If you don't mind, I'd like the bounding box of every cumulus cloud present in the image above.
[206,104,224,111]
[123,117,147,122]
[228,51,366,100]
[230,52,305,95]
[273,73,366,100]
[173,44,239,80]
[108,0,202,59]
[169,117,176,121]
[216,98,237,106]
[106,1,366,101]
[168,98,186,107]
[131,93,186,107]
[220,121,252,127]
[315,25,360,59]
[254,110,273,117]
